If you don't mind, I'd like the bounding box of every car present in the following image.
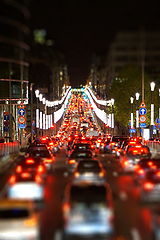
[140,170,160,202]
[0,199,40,240]
[134,158,160,179]
[6,172,45,202]
[15,157,46,177]
[67,150,93,172]
[121,145,151,172]
[73,159,106,182]
[27,149,55,169]
[62,182,114,238]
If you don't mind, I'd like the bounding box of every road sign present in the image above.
[3,126,9,132]
[140,102,146,108]
[18,123,26,129]
[4,112,10,120]
[129,129,136,133]
[18,109,26,116]
[18,116,26,124]
[139,115,147,123]
[156,118,160,124]
[140,123,146,128]
[18,104,26,109]
[139,108,147,115]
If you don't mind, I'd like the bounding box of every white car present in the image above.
[0,200,40,240]
[7,182,44,201]
[62,182,114,238]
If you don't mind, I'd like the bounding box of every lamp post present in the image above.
[150,82,155,125]
[39,94,43,136]
[110,98,115,135]
[135,92,140,134]
[158,89,160,119]
[130,97,134,129]
[42,98,46,136]
[158,88,160,137]
[35,89,40,138]
[150,82,155,138]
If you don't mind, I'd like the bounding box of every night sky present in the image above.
[30,0,160,86]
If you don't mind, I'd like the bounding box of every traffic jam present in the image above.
[0,89,160,240]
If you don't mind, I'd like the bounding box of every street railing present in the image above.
[0,142,20,157]
[146,140,160,155]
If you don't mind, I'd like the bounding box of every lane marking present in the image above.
[131,228,141,240]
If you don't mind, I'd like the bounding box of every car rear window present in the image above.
[0,209,29,219]
[30,150,50,158]
[70,185,106,203]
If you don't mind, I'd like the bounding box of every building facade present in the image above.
[0,0,30,141]
[106,31,160,86]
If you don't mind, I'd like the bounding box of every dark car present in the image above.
[73,159,106,181]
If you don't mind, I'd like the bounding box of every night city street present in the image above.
[1,1,160,240]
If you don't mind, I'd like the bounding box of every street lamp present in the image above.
[158,89,160,119]
[150,82,155,138]
[39,94,43,102]
[130,97,134,129]
[35,90,40,137]
[110,98,115,135]
[135,92,140,131]
[35,89,39,98]
[150,82,155,126]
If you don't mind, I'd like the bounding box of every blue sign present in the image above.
[156,118,160,124]
[3,126,9,132]
[139,108,147,115]
[4,115,9,120]
[140,123,146,128]
[129,129,136,133]
[18,123,26,129]
[18,109,26,116]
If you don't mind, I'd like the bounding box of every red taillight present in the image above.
[26,159,34,164]
[156,171,160,177]
[41,137,47,141]
[16,165,22,173]
[99,171,105,177]
[49,142,54,146]
[143,182,154,191]
[74,172,80,177]
[44,158,53,163]
[68,159,76,164]
[21,172,30,178]
[110,142,115,146]
[148,161,153,166]
[137,169,144,175]
[132,150,139,154]
[9,175,16,184]
[37,165,45,173]
[63,203,70,212]
[35,175,43,184]
[97,139,101,143]
[151,165,157,170]
[123,161,129,166]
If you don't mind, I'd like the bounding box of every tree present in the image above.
[109,65,151,128]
